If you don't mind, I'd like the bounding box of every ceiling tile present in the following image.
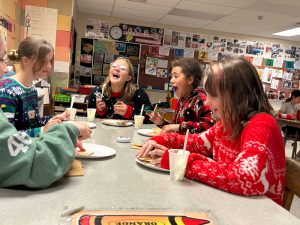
[77,0,114,5]
[168,8,224,21]
[113,6,165,20]
[160,15,213,26]
[177,0,238,14]
[246,1,300,18]
[115,0,171,13]
[111,12,159,23]
[146,0,181,7]
[185,0,257,8]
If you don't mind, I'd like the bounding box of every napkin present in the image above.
[65,160,84,177]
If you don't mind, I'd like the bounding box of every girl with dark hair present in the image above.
[279,89,300,115]
[150,58,213,134]
[0,36,68,137]
[88,57,152,121]
[137,58,285,205]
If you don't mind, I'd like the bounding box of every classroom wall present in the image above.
[74,12,300,55]
[74,11,300,102]
[0,0,74,91]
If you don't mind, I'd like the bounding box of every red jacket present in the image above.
[170,87,214,134]
[152,113,285,205]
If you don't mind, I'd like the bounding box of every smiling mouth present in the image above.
[112,73,120,78]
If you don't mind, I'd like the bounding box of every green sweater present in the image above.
[0,108,79,188]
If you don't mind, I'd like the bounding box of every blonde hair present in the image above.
[7,36,54,74]
[102,57,137,102]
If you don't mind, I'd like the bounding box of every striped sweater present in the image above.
[0,78,50,137]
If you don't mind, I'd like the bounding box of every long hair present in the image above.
[7,36,54,74]
[205,58,272,140]
[102,57,137,102]
[285,89,300,102]
[171,58,202,88]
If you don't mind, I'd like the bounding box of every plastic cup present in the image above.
[66,108,77,121]
[169,149,190,181]
[134,115,144,129]
[87,108,96,122]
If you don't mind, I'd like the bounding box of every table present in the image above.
[277,119,300,158]
[0,118,300,225]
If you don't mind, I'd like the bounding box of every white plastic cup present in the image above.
[169,149,190,181]
[66,108,77,121]
[87,108,96,122]
[134,115,144,129]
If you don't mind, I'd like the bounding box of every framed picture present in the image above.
[104,53,115,63]
[116,42,126,53]
[103,63,111,76]
[126,45,139,57]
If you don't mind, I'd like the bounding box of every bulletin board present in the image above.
[244,56,300,98]
[138,45,174,90]
[79,38,140,85]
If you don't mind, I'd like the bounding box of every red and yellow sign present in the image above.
[72,211,213,225]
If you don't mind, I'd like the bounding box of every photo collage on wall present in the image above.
[80,37,140,85]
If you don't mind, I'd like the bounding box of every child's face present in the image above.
[170,66,194,98]
[35,51,54,79]
[206,93,222,120]
[109,59,131,86]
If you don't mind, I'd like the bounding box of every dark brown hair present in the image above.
[102,57,137,102]
[7,36,54,74]
[171,58,202,88]
[204,58,272,140]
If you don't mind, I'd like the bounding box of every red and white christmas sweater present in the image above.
[152,113,285,205]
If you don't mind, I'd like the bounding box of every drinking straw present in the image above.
[70,95,75,108]
[183,129,189,153]
[140,104,144,116]
[100,83,106,99]
[153,104,158,114]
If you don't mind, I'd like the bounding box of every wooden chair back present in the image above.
[282,158,300,210]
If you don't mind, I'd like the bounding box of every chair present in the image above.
[283,126,300,158]
[282,158,300,211]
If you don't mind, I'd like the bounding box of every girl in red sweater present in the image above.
[137,58,285,205]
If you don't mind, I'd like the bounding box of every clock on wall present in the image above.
[109,26,123,40]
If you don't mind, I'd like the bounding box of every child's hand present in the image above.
[136,140,167,158]
[113,101,127,116]
[161,124,180,133]
[148,111,164,126]
[96,98,106,111]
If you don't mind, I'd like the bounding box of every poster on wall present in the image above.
[145,57,158,75]
[85,19,109,39]
[119,23,164,46]
[24,5,57,48]
[80,38,94,67]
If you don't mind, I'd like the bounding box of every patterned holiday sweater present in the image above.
[0,78,51,137]
[152,113,285,205]
[88,86,153,122]
[165,87,213,134]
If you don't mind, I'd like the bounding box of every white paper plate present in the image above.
[76,143,116,159]
[64,121,97,129]
[135,158,169,173]
[102,119,133,127]
[137,129,159,137]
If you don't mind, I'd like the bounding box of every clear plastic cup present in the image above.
[169,149,190,181]
[66,108,77,121]
[134,115,144,129]
[87,108,96,122]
